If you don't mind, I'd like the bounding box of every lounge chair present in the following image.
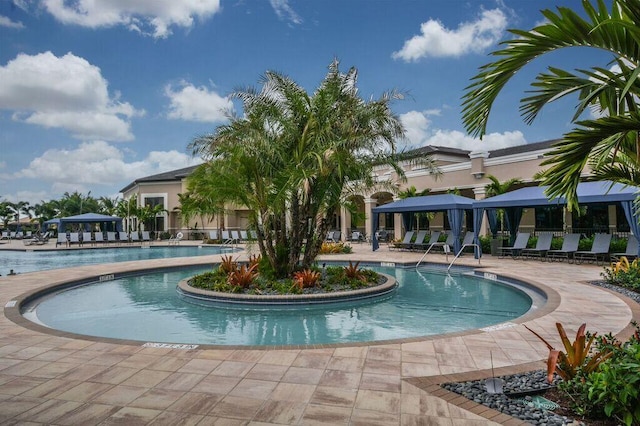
[349,231,364,243]
[521,232,553,260]
[326,231,335,242]
[141,231,151,243]
[168,231,183,245]
[574,233,612,265]
[231,230,240,243]
[56,233,68,247]
[497,232,530,258]
[408,230,429,251]
[249,230,258,240]
[458,231,481,256]
[94,232,105,244]
[208,230,219,241]
[611,235,639,262]
[119,231,130,244]
[221,230,232,244]
[546,233,580,262]
[107,232,117,244]
[240,230,248,242]
[130,231,140,244]
[414,231,442,252]
[68,232,81,246]
[0,231,8,240]
[390,230,415,251]
[82,232,93,246]
[429,231,456,254]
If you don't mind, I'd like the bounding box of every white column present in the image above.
[364,197,376,239]
[473,186,488,236]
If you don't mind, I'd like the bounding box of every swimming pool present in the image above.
[23,265,536,346]
[0,246,236,275]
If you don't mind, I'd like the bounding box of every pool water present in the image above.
[26,265,534,346]
[0,246,235,275]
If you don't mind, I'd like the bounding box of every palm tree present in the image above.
[189,59,407,277]
[98,196,119,216]
[462,0,640,210]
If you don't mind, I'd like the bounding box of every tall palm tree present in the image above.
[189,59,408,277]
[462,0,640,210]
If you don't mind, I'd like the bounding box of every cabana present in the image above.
[371,194,476,254]
[473,181,640,256]
[44,213,123,234]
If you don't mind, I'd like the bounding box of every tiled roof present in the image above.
[488,139,558,158]
[119,164,202,193]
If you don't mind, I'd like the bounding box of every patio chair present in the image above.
[107,232,117,244]
[546,233,580,262]
[611,234,638,262]
[0,231,8,240]
[429,231,456,254]
[240,230,248,242]
[141,231,151,243]
[68,232,81,246]
[497,232,530,258]
[458,231,481,256]
[56,233,68,247]
[574,233,612,265]
[118,231,130,244]
[390,230,415,251]
[349,231,364,243]
[130,231,140,244]
[249,230,258,240]
[82,232,93,246]
[168,232,183,245]
[231,230,240,243]
[221,230,232,244]
[26,231,50,246]
[414,230,442,252]
[521,232,553,260]
[407,230,428,251]
[94,232,105,244]
[208,230,219,241]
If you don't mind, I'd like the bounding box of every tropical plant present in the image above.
[602,256,640,291]
[293,269,321,289]
[219,255,238,274]
[343,260,365,281]
[462,0,640,211]
[524,322,613,383]
[319,241,352,254]
[484,175,524,237]
[188,59,413,278]
[228,264,259,288]
[248,254,262,270]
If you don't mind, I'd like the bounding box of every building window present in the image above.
[572,204,609,235]
[535,206,563,231]
[145,197,164,208]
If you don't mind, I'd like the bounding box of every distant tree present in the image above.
[98,196,119,216]
[484,175,524,237]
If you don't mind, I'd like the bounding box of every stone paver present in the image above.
[0,239,638,424]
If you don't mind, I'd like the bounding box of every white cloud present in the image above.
[269,0,302,25]
[42,0,221,38]
[392,8,507,61]
[0,51,143,141]
[399,109,526,151]
[165,82,233,123]
[10,141,202,198]
[0,15,24,29]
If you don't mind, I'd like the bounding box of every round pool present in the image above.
[21,264,537,346]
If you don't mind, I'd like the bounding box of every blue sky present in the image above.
[0,0,611,205]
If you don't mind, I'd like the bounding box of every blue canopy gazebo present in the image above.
[44,213,123,234]
[371,193,476,254]
[472,181,640,256]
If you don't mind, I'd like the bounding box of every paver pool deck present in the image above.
[0,239,638,425]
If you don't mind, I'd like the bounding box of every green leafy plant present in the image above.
[293,269,321,289]
[524,322,613,383]
[602,256,640,292]
[227,263,259,288]
[248,254,262,270]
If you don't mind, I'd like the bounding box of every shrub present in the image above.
[602,256,640,292]
[293,269,320,289]
[219,255,238,274]
[320,242,352,254]
[227,264,259,288]
[558,324,640,425]
[344,261,365,281]
[524,322,613,383]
